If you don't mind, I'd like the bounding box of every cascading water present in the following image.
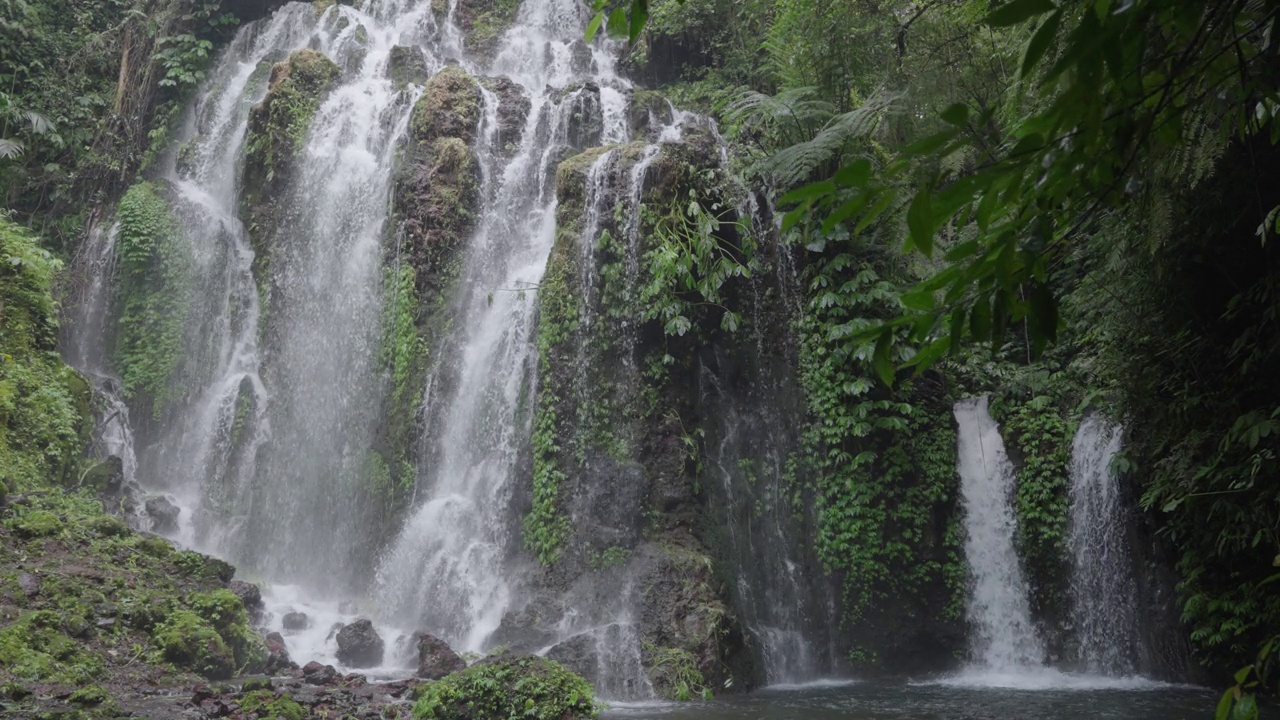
[1068,414,1141,675]
[371,0,648,657]
[953,397,1046,673]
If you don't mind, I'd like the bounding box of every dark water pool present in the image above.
[601,675,1217,719]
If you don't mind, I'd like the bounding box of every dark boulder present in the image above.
[144,495,180,534]
[388,45,430,88]
[263,631,296,674]
[17,571,39,597]
[415,632,466,679]
[544,633,598,686]
[335,619,384,668]
[302,660,338,686]
[282,611,309,631]
[230,581,264,622]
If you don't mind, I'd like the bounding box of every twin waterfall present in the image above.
[953,397,1145,684]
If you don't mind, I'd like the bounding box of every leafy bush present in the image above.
[412,656,597,720]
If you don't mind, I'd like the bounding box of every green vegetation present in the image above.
[0,490,265,697]
[0,215,91,491]
[411,655,598,720]
[114,182,191,418]
[644,644,711,701]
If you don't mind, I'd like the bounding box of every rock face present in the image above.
[239,48,341,300]
[264,631,297,674]
[387,44,429,87]
[509,131,758,697]
[395,63,483,300]
[416,631,466,679]
[480,75,530,156]
[335,619,384,668]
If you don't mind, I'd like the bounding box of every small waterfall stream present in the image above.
[953,397,1046,674]
[1069,414,1141,675]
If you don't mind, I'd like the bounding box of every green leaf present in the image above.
[969,295,992,341]
[834,158,872,187]
[873,330,895,387]
[1215,689,1234,720]
[629,0,648,43]
[986,0,1057,28]
[900,289,936,311]
[780,180,836,206]
[606,7,629,39]
[907,191,936,257]
[1021,10,1062,78]
[585,11,605,43]
[940,102,969,127]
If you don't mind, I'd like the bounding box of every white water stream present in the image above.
[953,397,1046,673]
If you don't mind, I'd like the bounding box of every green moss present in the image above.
[115,182,192,419]
[411,66,482,143]
[0,610,104,685]
[10,509,63,537]
[411,656,597,720]
[241,49,340,296]
[523,227,580,566]
[0,217,93,490]
[67,684,110,706]
[153,610,234,679]
[645,645,711,701]
[240,689,305,720]
[462,0,523,56]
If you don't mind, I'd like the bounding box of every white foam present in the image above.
[917,667,1187,691]
[764,678,861,691]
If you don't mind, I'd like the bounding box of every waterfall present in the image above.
[1069,414,1141,675]
[371,0,643,654]
[953,397,1045,672]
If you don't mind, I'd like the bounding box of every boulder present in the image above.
[415,632,466,679]
[302,660,338,686]
[17,571,39,597]
[480,75,530,155]
[230,581,264,623]
[335,619,384,668]
[544,633,598,686]
[282,611,310,631]
[263,631,296,674]
[388,45,429,88]
[144,495,180,534]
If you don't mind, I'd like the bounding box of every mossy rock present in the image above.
[154,610,235,679]
[411,65,483,146]
[241,48,341,299]
[411,655,597,720]
[389,45,430,88]
[240,689,305,720]
[450,0,522,58]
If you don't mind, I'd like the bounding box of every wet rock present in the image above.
[282,611,310,631]
[335,619,384,668]
[326,621,343,641]
[230,580,264,623]
[545,634,599,686]
[388,44,429,87]
[302,661,339,685]
[415,632,466,679]
[562,82,604,150]
[17,571,39,597]
[143,495,180,534]
[480,75,531,155]
[569,39,595,75]
[264,631,297,674]
[628,89,675,139]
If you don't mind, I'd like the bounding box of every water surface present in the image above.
[602,679,1213,719]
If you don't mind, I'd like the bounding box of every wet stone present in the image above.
[335,619,384,668]
[17,571,39,597]
[282,611,310,630]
